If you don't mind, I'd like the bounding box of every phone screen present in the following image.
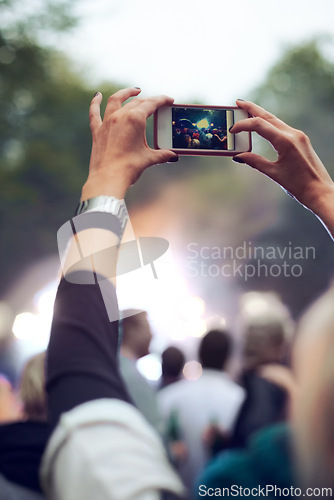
[172,107,235,151]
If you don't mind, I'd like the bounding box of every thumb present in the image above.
[150,149,179,166]
[233,153,273,175]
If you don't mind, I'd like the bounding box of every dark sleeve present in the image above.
[230,372,287,448]
[46,271,132,430]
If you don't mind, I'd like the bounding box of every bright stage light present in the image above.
[169,324,188,341]
[137,353,162,382]
[116,249,207,343]
[182,296,205,320]
[197,118,209,129]
[12,281,58,352]
[184,319,207,338]
[12,312,37,340]
[12,310,51,348]
[35,287,57,315]
[217,316,227,328]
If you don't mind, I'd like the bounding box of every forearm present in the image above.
[305,184,334,240]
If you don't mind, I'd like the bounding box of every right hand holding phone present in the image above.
[230,100,334,216]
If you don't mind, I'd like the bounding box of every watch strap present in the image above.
[74,196,128,238]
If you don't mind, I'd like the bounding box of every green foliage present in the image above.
[0,2,120,296]
[1,6,333,321]
[245,38,334,316]
[0,0,77,41]
[252,37,334,171]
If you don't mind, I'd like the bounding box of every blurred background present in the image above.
[1,0,334,383]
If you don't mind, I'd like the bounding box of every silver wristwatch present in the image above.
[75,196,129,234]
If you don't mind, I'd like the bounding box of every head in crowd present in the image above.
[198,329,232,371]
[239,294,293,371]
[292,284,334,490]
[0,374,22,423]
[161,346,185,386]
[19,351,47,421]
[242,320,289,370]
[184,134,191,147]
[121,310,152,360]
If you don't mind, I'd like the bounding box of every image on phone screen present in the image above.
[172,107,235,151]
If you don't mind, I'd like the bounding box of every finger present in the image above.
[147,148,179,167]
[235,99,289,131]
[127,94,175,118]
[233,152,276,177]
[230,116,288,151]
[89,92,103,137]
[104,87,142,116]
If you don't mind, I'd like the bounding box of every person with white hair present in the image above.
[231,298,296,448]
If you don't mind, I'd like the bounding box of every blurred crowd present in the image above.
[173,127,228,150]
[1,286,334,498]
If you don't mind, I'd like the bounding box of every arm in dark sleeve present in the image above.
[231,372,287,448]
[46,271,132,430]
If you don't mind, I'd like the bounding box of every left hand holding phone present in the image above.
[82,88,179,202]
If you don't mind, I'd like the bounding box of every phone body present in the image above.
[154,104,251,156]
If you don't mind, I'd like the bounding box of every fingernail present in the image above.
[229,125,234,132]
[94,91,100,97]
[134,87,141,90]
[232,156,245,164]
[236,98,245,101]
[167,156,179,163]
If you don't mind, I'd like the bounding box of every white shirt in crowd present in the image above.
[158,369,245,489]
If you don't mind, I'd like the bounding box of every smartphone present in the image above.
[154,104,251,156]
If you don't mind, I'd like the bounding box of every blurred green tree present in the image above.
[252,37,334,172]
[0,0,119,297]
[240,38,334,317]
[1,7,333,323]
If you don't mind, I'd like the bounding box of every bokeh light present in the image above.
[137,353,162,382]
[12,281,58,354]
[183,360,202,381]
